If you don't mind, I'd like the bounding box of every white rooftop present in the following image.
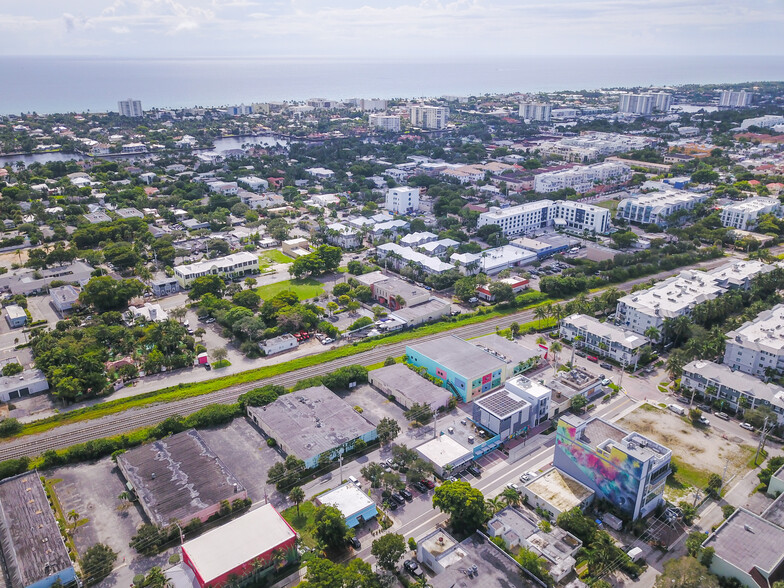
[318,482,375,518]
[721,197,780,213]
[174,251,257,278]
[563,314,647,350]
[416,434,472,468]
[726,303,784,353]
[181,504,296,584]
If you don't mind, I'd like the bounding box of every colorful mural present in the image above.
[554,420,643,515]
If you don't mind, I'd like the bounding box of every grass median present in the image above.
[7,298,556,440]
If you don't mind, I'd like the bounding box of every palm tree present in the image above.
[534,306,548,328]
[289,486,305,516]
[644,326,661,347]
[569,335,583,366]
[666,348,688,380]
[67,509,80,535]
[169,306,187,323]
[585,532,617,577]
[550,341,563,374]
[486,496,505,515]
[501,487,521,507]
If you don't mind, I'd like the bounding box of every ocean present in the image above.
[1,55,783,115]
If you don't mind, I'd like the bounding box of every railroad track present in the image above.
[0,308,538,461]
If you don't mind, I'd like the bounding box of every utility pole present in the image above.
[338,452,344,483]
[755,416,770,465]
[721,455,731,487]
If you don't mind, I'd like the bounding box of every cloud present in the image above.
[111,25,131,33]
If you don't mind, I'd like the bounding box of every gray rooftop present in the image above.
[488,507,582,565]
[0,261,94,295]
[703,508,784,575]
[0,472,72,588]
[392,298,450,322]
[472,334,540,365]
[475,389,531,419]
[0,369,48,394]
[548,367,603,399]
[762,493,784,529]
[368,363,453,409]
[407,335,507,380]
[683,360,784,407]
[247,386,377,463]
[117,429,245,526]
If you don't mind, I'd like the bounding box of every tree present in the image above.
[685,531,707,557]
[67,509,80,535]
[570,394,588,413]
[556,508,597,544]
[377,417,401,445]
[233,289,260,310]
[405,402,434,425]
[516,547,554,587]
[644,326,661,345]
[384,356,396,366]
[80,276,144,312]
[188,275,225,299]
[706,473,722,498]
[488,282,515,303]
[361,462,385,487]
[611,230,638,249]
[454,276,477,301]
[81,543,118,586]
[289,486,306,516]
[653,557,719,588]
[212,347,229,366]
[501,487,521,507]
[1,362,22,376]
[313,505,352,551]
[432,481,488,534]
[584,531,617,577]
[371,533,406,571]
[510,322,520,337]
[141,567,171,588]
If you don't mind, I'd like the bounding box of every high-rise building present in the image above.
[118,98,143,117]
[519,102,552,122]
[719,90,753,108]
[618,93,653,115]
[409,105,449,129]
[650,92,673,112]
[369,114,401,132]
[385,186,419,214]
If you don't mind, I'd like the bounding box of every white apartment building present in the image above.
[351,98,388,111]
[618,93,653,115]
[369,114,401,132]
[325,222,361,249]
[740,115,784,130]
[409,105,449,130]
[617,189,708,226]
[719,90,753,108]
[118,98,143,117]
[533,161,631,194]
[174,252,259,288]
[478,200,610,236]
[651,92,673,112]
[617,260,775,335]
[720,197,781,230]
[561,314,648,367]
[539,132,656,163]
[519,102,552,122]
[724,304,784,377]
[385,186,420,214]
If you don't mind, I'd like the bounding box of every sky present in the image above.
[1,0,783,59]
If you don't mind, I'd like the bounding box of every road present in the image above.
[0,253,738,462]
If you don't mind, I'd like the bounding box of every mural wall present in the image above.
[554,420,644,515]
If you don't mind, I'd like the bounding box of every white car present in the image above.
[740,422,755,431]
[520,471,537,483]
[506,482,520,493]
[698,416,710,426]
[601,378,611,386]
[322,337,333,345]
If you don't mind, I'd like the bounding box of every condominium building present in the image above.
[369,114,401,132]
[118,98,143,117]
[519,102,552,122]
[409,105,449,130]
[724,304,784,377]
[650,92,673,112]
[561,314,648,368]
[740,115,784,130]
[616,260,775,335]
[384,186,419,214]
[618,93,653,115]
[616,189,708,226]
[533,161,631,194]
[719,90,753,108]
[720,197,781,230]
[539,132,656,163]
[173,252,259,288]
[554,414,671,520]
[682,360,784,421]
[477,200,610,236]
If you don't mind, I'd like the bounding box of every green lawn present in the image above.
[670,456,712,490]
[282,502,318,548]
[256,278,325,301]
[593,199,619,217]
[259,250,294,265]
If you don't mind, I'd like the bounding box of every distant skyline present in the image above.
[1,0,783,59]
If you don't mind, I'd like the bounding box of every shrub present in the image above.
[0,418,22,438]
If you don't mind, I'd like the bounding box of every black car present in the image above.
[349,536,361,549]
[391,493,406,505]
[387,500,398,511]
[467,464,481,477]
[399,489,413,501]
[404,560,424,578]
[600,362,614,370]
[412,481,427,493]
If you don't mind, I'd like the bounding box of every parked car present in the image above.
[506,482,520,493]
[698,416,710,426]
[740,422,755,431]
[399,489,413,501]
[391,493,406,505]
[348,536,361,549]
[421,479,435,489]
[412,481,427,493]
[600,362,614,370]
[204,364,212,371]
[387,500,398,511]
[520,471,538,483]
[601,378,611,386]
[404,560,424,578]
[467,464,481,477]
[587,355,599,363]
[715,412,730,421]
[576,350,587,358]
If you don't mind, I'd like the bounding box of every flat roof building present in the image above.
[117,429,247,527]
[561,314,648,368]
[368,363,453,410]
[4,304,26,329]
[173,252,259,288]
[478,199,610,237]
[720,197,781,231]
[702,508,784,588]
[415,435,473,478]
[246,385,377,469]
[520,467,595,521]
[617,189,708,226]
[554,415,671,520]
[0,471,77,588]
[473,388,531,442]
[724,303,784,378]
[315,482,378,527]
[0,368,49,403]
[181,504,297,588]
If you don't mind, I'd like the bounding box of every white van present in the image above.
[348,475,360,487]
[667,404,686,416]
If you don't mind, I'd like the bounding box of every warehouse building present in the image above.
[117,429,247,527]
[246,385,378,469]
[0,471,77,588]
[0,368,49,402]
[259,333,298,356]
[415,434,474,478]
[368,363,453,410]
[181,504,297,588]
[316,482,378,527]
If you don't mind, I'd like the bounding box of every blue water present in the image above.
[1,55,782,115]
